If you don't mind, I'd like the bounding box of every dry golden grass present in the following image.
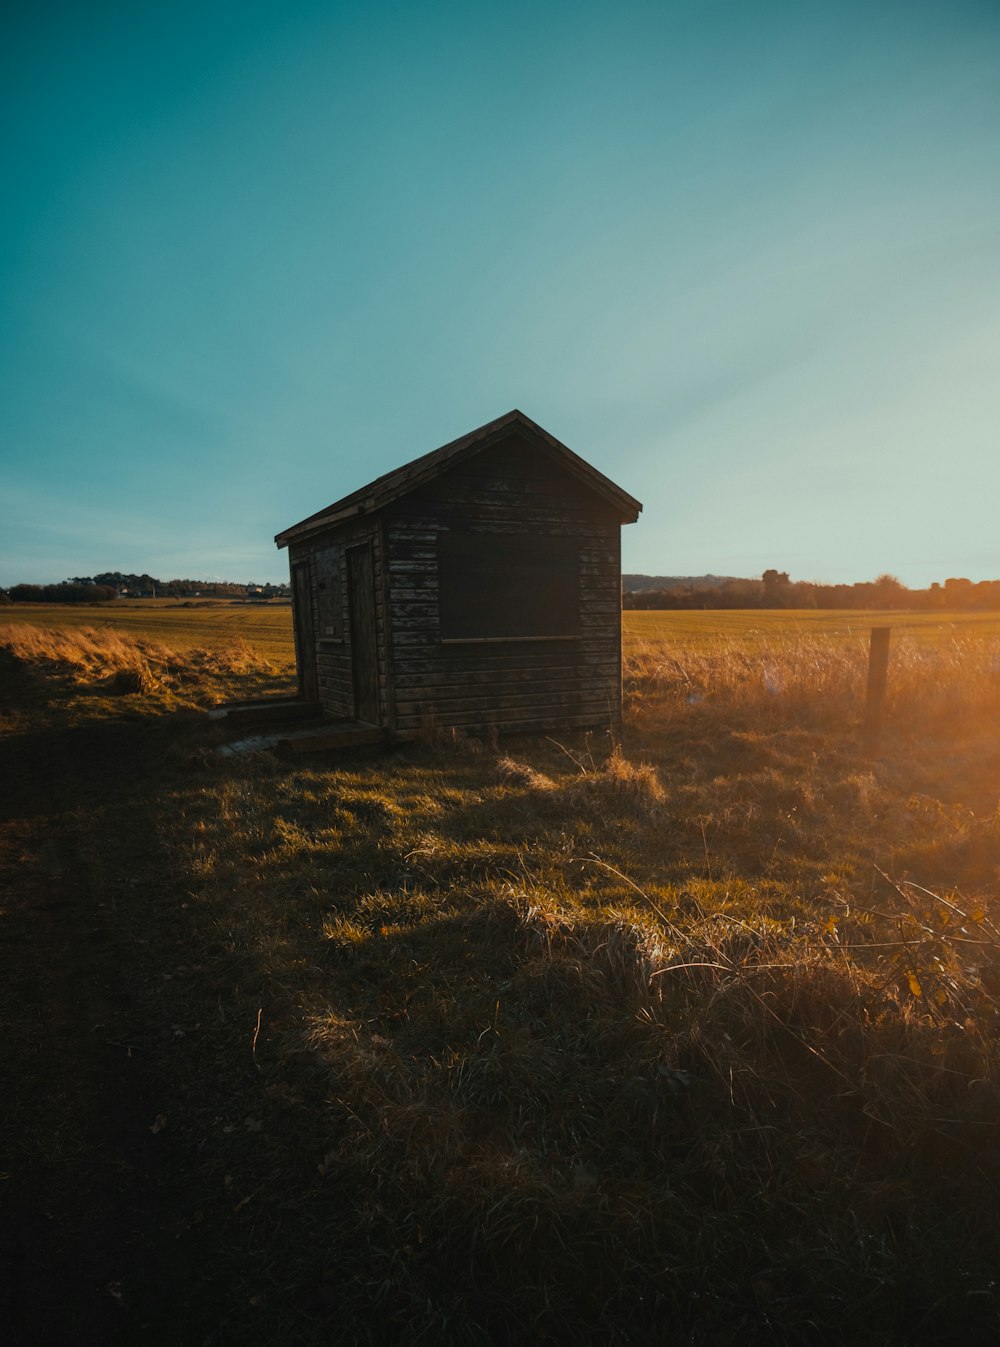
[155,626,1000,1338]
[623,606,1000,650]
[0,598,295,663]
[6,616,1000,1341]
[0,622,293,710]
[626,629,1000,728]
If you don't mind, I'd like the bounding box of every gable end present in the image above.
[275,411,641,548]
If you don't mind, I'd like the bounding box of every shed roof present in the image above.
[275,409,642,548]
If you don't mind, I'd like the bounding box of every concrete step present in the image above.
[216,721,384,758]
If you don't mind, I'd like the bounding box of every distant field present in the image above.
[624,607,1000,650]
[3,602,997,664]
[0,599,295,663]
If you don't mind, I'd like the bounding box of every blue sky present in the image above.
[3,0,998,587]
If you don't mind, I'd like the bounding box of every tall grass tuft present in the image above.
[0,623,274,701]
[626,630,1000,736]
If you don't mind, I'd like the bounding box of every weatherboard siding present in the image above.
[281,418,636,738]
[383,440,624,735]
[292,520,389,724]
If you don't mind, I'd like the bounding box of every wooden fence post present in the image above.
[863,627,891,757]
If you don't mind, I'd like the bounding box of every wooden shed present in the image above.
[274,410,641,739]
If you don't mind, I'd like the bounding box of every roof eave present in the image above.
[275,501,368,548]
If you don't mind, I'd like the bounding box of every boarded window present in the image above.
[438,531,579,640]
[314,546,343,640]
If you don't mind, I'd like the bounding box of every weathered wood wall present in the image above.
[383,433,623,735]
[287,430,628,736]
[289,518,389,726]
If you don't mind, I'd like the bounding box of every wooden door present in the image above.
[292,562,318,702]
[347,543,379,725]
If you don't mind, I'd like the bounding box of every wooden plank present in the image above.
[389,507,616,531]
[399,491,613,519]
[392,663,618,690]
[389,509,616,532]
[392,663,612,685]
[291,560,318,702]
[390,602,439,620]
[313,544,344,642]
[277,724,385,755]
[384,542,440,560]
[388,588,439,603]
[377,518,397,735]
[579,600,623,614]
[395,691,616,717]
[396,707,618,733]
[404,458,623,510]
[387,559,438,574]
[391,650,617,672]
[207,699,321,730]
[347,543,380,726]
[389,634,615,655]
[387,576,619,600]
[318,681,354,698]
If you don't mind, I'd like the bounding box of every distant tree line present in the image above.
[4,568,997,611]
[2,573,291,603]
[623,570,1000,611]
[3,582,118,604]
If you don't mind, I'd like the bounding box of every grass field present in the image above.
[0,599,296,663]
[625,606,1000,649]
[2,607,1000,1342]
[5,599,1000,662]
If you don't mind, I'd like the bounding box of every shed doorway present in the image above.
[347,543,379,725]
[291,562,318,701]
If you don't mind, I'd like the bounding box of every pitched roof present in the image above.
[274,409,642,547]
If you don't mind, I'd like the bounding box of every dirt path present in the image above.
[0,662,207,1343]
